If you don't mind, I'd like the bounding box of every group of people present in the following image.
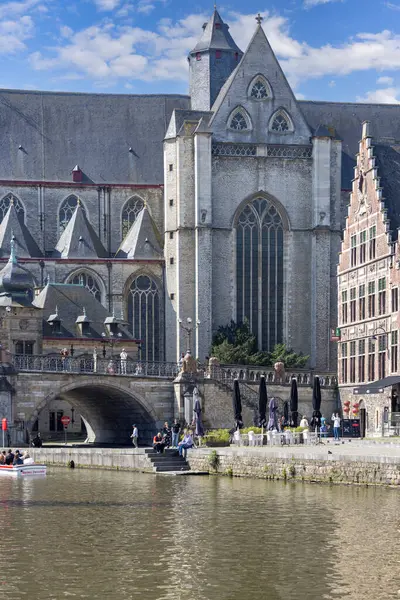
[299,412,342,441]
[152,420,194,458]
[0,449,33,465]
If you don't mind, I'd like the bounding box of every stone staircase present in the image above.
[144,448,190,473]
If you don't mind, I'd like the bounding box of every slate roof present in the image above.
[116,206,163,259]
[299,101,400,189]
[54,202,107,259]
[190,9,242,54]
[0,90,190,184]
[33,283,135,340]
[374,143,400,238]
[0,202,43,258]
[165,110,213,139]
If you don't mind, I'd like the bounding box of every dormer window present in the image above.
[104,310,119,336]
[248,75,272,100]
[47,306,61,334]
[228,107,252,132]
[76,307,91,336]
[269,109,293,133]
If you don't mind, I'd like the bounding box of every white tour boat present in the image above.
[0,464,47,478]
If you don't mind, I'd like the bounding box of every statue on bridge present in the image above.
[274,361,286,384]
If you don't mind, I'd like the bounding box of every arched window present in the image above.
[67,271,101,301]
[236,198,284,350]
[121,197,145,238]
[269,109,293,133]
[249,75,271,100]
[0,194,25,224]
[128,275,161,362]
[228,107,251,131]
[59,196,85,232]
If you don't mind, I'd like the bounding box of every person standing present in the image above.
[300,415,309,429]
[93,347,98,373]
[162,422,171,448]
[130,424,138,448]
[120,348,128,375]
[171,419,181,448]
[332,412,341,442]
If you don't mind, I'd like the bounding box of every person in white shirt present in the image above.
[300,416,309,429]
[332,413,341,442]
[120,349,128,375]
[130,424,138,448]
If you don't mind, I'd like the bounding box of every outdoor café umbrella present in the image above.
[232,379,243,429]
[258,375,268,428]
[290,378,299,427]
[283,401,289,425]
[311,376,322,432]
[193,390,204,438]
[267,397,278,430]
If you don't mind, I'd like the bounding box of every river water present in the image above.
[0,469,398,600]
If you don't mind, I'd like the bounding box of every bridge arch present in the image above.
[27,378,160,445]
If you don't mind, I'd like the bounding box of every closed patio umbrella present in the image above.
[232,379,243,429]
[283,401,289,424]
[290,378,298,427]
[311,376,322,433]
[258,376,268,428]
[267,397,278,430]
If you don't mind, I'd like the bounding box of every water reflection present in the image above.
[0,470,398,600]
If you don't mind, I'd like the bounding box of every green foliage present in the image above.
[225,466,233,477]
[203,429,230,445]
[241,427,263,434]
[210,320,309,367]
[208,449,220,470]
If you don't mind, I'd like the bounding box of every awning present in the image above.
[353,375,400,395]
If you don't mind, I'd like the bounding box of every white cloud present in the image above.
[377,75,394,85]
[356,87,400,103]
[304,0,341,6]
[0,0,43,19]
[385,2,400,10]
[0,16,34,53]
[328,80,336,87]
[93,0,120,10]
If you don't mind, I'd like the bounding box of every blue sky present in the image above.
[1,0,400,102]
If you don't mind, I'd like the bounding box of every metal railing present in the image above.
[13,354,180,379]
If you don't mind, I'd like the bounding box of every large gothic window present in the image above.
[121,197,144,238]
[269,109,293,133]
[236,198,284,350]
[249,75,271,100]
[228,107,251,131]
[0,194,25,224]
[59,196,85,232]
[67,271,102,301]
[128,275,161,362]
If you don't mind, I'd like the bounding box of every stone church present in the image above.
[1,9,400,371]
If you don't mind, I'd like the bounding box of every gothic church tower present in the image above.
[188,9,243,110]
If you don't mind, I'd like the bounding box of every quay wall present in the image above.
[30,446,400,487]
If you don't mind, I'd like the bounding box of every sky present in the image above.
[1,0,400,102]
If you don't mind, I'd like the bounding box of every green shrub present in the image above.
[241,427,263,434]
[208,449,219,470]
[203,429,230,444]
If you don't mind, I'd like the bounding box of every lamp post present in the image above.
[178,317,200,353]
[370,326,390,360]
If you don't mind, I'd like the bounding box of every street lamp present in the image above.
[370,326,390,359]
[178,317,201,353]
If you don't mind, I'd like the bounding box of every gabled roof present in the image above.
[54,202,107,259]
[0,202,42,258]
[165,109,213,139]
[33,283,134,340]
[190,9,242,54]
[374,142,400,237]
[116,206,163,259]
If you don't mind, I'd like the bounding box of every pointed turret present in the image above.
[0,235,35,304]
[209,16,311,145]
[54,201,107,259]
[189,9,243,111]
[0,200,42,258]
[116,206,162,259]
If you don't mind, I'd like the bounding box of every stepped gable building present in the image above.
[337,121,400,437]
[1,10,400,370]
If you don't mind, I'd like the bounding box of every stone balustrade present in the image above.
[215,364,338,387]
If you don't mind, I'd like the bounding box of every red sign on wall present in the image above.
[60,416,71,427]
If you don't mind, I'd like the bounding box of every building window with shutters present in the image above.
[391,287,398,313]
[369,225,376,260]
[350,287,357,322]
[350,234,357,267]
[391,331,398,373]
[368,339,375,381]
[378,335,386,379]
[359,284,365,320]
[359,230,367,263]
[358,339,365,382]
[368,281,375,318]
[341,290,348,324]
[349,341,356,383]
[378,277,386,315]
[341,342,348,384]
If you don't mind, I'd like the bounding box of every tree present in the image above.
[210,320,309,367]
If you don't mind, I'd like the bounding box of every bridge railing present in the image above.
[13,354,180,379]
[214,364,338,387]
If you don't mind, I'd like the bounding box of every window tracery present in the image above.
[230,111,248,131]
[250,80,268,99]
[68,271,102,301]
[270,110,292,133]
[128,275,161,362]
[59,196,85,232]
[0,194,25,224]
[121,197,145,238]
